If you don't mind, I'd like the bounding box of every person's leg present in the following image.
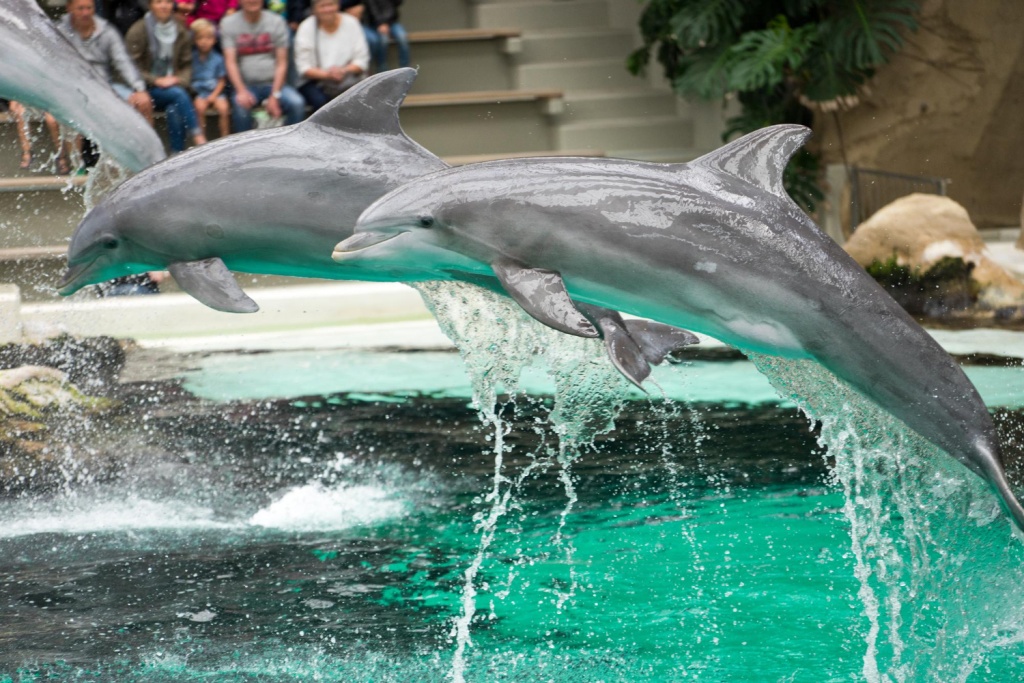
[391,22,410,68]
[44,113,71,173]
[278,85,306,125]
[169,85,206,146]
[149,86,185,152]
[10,102,31,168]
[214,96,231,138]
[363,26,384,72]
[298,81,329,113]
[231,87,256,132]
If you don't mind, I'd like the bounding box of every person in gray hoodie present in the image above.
[49,0,154,171]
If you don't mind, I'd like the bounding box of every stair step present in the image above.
[519,58,649,92]
[401,0,473,30]
[561,90,681,123]
[403,34,520,93]
[474,0,610,32]
[518,29,635,64]
[403,88,561,107]
[557,115,694,154]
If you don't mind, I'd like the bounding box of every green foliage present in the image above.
[630,0,922,213]
[865,254,979,316]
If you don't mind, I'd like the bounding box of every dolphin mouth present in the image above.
[57,260,98,295]
[332,230,405,260]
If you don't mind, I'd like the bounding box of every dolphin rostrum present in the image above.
[334,124,1024,530]
[57,68,697,386]
[0,0,165,172]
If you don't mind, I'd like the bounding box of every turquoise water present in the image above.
[2,345,1024,681]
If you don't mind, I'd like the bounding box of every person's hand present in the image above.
[266,94,282,118]
[128,90,152,116]
[236,88,257,110]
[154,76,178,88]
[176,1,195,13]
[378,23,389,36]
[328,65,345,81]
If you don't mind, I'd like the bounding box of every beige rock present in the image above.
[844,193,1024,308]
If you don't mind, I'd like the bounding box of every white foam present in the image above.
[0,496,235,538]
[248,483,406,531]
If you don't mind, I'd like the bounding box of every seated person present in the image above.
[190,19,231,138]
[294,0,369,112]
[174,0,236,28]
[126,0,207,153]
[54,0,153,172]
[361,0,408,71]
[220,0,305,131]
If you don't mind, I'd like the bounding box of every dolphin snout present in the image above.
[332,230,405,261]
[57,260,94,295]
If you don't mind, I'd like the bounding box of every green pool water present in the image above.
[2,348,1024,682]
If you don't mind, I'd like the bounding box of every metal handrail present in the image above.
[850,166,950,231]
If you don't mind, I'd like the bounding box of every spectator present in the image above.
[220,0,305,132]
[174,0,236,28]
[126,0,208,153]
[190,19,230,138]
[294,0,368,112]
[361,0,407,72]
[286,0,311,30]
[53,0,153,172]
[8,102,36,170]
[102,0,147,34]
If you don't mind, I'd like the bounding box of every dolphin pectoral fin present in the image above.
[622,320,701,365]
[167,258,259,314]
[491,258,598,338]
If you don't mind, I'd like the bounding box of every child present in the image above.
[190,19,230,139]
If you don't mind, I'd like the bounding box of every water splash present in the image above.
[748,352,1024,682]
[413,281,637,681]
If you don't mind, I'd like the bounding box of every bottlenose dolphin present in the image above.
[334,125,1024,530]
[0,0,164,172]
[57,68,696,386]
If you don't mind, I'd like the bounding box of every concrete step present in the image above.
[517,28,635,64]
[519,58,649,92]
[403,30,521,93]
[474,0,610,32]
[556,115,694,154]
[401,0,473,31]
[400,89,561,156]
[560,90,681,124]
[0,180,84,250]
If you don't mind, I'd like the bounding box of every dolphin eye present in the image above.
[417,215,435,228]
[102,238,119,250]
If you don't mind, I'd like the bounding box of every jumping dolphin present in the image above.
[57,68,697,387]
[334,125,1024,530]
[0,0,165,172]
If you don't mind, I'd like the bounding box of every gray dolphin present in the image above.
[0,0,165,172]
[334,124,1024,530]
[57,68,697,387]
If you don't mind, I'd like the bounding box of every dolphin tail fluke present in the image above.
[622,320,700,365]
[491,258,599,338]
[575,303,650,389]
[168,258,259,314]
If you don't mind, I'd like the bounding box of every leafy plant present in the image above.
[629,0,922,213]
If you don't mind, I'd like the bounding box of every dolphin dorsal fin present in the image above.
[306,68,417,135]
[690,124,811,197]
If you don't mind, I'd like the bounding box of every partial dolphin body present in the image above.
[58,69,696,387]
[0,0,164,172]
[335,125,1024,530]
